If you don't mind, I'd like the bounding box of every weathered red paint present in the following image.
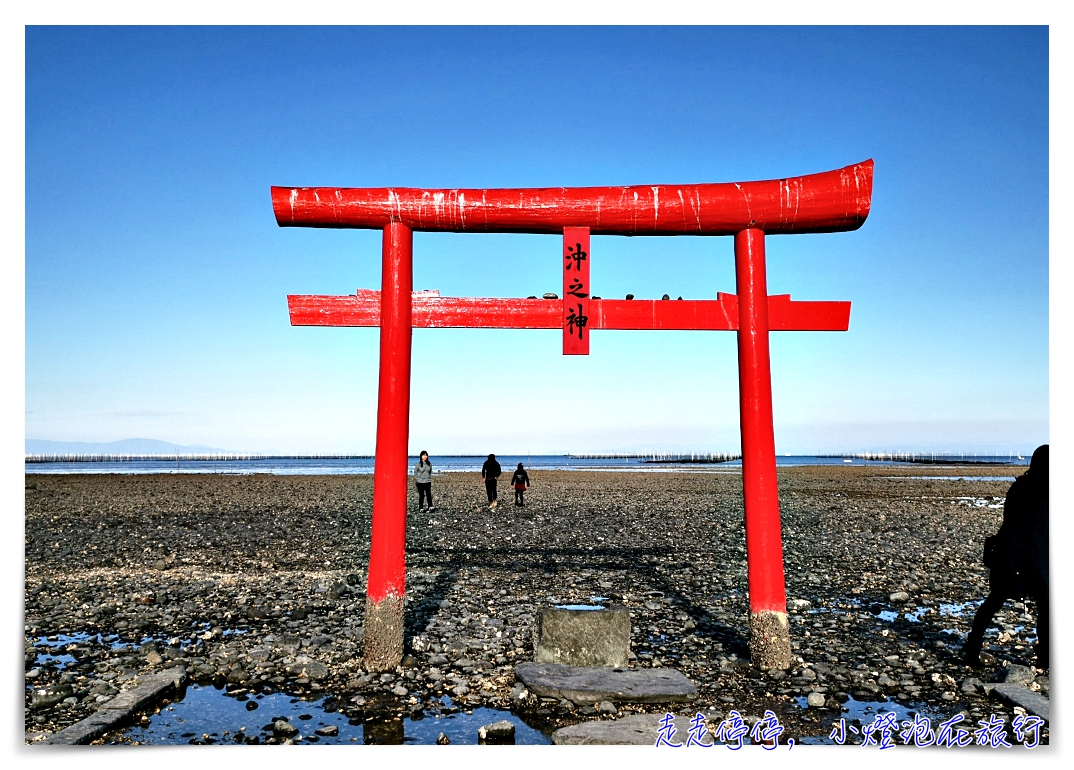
[272,161,873,236]
[563,227,591,355]
[287,291,851,332]
[277,161,873,669]
[734,228,786,616]
[366,222,412,605]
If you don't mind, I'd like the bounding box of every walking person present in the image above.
[512,462,530,507]
[414,451,435,512]
[964,444,1049,669]
[481,453,502,509]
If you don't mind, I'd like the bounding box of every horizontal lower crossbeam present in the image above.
[288,290,850,331]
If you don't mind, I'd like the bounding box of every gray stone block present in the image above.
[535,606,630,667]
[552,713,711,745]
[990,683,1050,724]
[515,661,696,705]
[35,667,187,745]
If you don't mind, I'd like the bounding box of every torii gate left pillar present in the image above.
[363,220,413,667]
[274,160,873,672]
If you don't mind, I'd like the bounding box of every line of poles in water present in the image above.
[825,452,1029,463]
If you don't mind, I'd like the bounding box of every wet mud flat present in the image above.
[24,467,1048,744]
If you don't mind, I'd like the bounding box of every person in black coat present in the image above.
[964,444,1049,668]
[511,463,530,507]
[481,454,502,509]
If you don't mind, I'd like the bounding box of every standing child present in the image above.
[414,451,435,511]
[512,463,530,507]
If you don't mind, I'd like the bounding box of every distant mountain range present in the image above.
[26,439,232,455]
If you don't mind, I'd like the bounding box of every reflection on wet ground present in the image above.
[952,496,1005,508]
[873,600,983,627]
[793,696,951,745]
[114,685,552,745]
[30,624,248,674]
[883,476,1016,482]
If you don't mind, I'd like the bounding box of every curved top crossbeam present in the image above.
[272,160,873,236]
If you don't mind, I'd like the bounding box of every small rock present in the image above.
[478,719,515,744]
[543,293,559,300]
[889,592,910,604]
[509,683,529,705]
[788,598,812,612]
[392,685,408,697]
[274,719,299,737]
[436,732,450,745]
[961,677,982,695]
[598,700,617,714]
[806,692,826,708]
[452,683,470,698]
[287,657,329,681]
[1004,665,1035,685]
[315,725,339,737]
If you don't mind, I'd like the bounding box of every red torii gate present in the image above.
[274,160,873,672]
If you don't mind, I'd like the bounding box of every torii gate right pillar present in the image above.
[735,228,791,669]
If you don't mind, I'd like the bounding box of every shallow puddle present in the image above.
[32,623,249,673]
[115,685,552,745]
[938,601,981,617]
[32,632,122,671]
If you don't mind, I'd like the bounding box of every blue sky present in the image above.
[25,26,1049,455]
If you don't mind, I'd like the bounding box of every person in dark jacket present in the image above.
[481,454,502,509]
[964,444,1049,668]
[414,451,435,511]
[511,463,530,507]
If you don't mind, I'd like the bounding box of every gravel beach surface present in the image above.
[24,466,1048,745]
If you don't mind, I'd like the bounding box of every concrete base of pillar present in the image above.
[749,610,791,670]
[364,594,404,672]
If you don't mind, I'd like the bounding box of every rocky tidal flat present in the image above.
[24,467,1048,745]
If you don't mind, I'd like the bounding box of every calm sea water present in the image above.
[24,455,1028,475]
